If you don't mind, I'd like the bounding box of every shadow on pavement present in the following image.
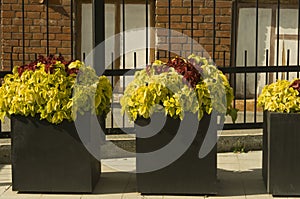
[93,171,136,194]
[217,168,267,196]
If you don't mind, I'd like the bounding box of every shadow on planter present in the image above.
[135,112,217,195]
[263,111,300,196]
[11,115,103,193]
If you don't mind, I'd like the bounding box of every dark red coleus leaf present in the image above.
[17,54,78,77]
[166,57,202,88]
[290,79,300,93]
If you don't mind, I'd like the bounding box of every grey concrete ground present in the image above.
[0,151,298,199]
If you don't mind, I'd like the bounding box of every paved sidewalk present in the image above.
[0,151,298,199]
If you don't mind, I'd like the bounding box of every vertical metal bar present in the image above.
[266,49,269,84]
[10,47,13,71]
[287,49,290,80]
[191,0,194,54]
[70,0,74,59]
[22,0,25,64]
[157,51,160,60]
[93,0,105,75]
[298,0,300,78]
[146,0,149,64]
[233,71,237,110]
[35,53,37,60]
[83,52,86,60]
[230,0,237,68]
[254,0,259,123]
[134,52,137,69]
[244,50,247,124]
[168,0,171,59]
[212,0,216,61]
[223,51,226,67]
[46,0,49,56]
[111,52,114,131]
[276,0,280,80]
[232,0,238,111]
[122,0,126,128]
[122,0,125,70]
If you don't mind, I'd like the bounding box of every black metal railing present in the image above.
[2,0,300,137]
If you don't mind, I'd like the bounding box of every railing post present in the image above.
[93,0,105,75]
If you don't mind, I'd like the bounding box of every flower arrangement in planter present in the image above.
[0,55,112,193]
[121,54,237,122]
[120,54,237,195]
[258,79,300,196]
[0,54,112,124]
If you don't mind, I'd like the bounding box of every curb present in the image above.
[0,132,263,163]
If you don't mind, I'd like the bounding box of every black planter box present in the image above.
[263,111,300,196]
[11,115,101,193]
[136,113,217,195]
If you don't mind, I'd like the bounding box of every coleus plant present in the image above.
[0,55,112,124]
[121,55,238,122]
[258,79,300,113]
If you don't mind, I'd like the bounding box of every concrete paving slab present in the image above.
[41,194,82,199]
[207,196,246,199]
[81,193,123,199]
[1,151,300,199]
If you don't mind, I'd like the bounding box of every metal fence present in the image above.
[1,0,300,137]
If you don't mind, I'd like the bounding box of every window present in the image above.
[76,0,155,68]
[234,2,299,98]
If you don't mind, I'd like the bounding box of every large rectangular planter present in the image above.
[263,111,300,196]
[136,113,217,195]
[11,115,101,193]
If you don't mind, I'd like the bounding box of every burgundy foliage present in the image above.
[290,79,300,93]
[166,57,202,88]
[17,54,78,77]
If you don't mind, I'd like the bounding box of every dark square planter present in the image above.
[135,113,217,195]
[263,111,300,196]
[11,115,101,193]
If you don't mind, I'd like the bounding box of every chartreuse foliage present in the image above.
[0,58,112,124]
[120,55,237,122]
[258,79,300,113]
[72,65,112,118]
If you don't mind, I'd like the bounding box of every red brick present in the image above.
[216,45,230,51]
[56,34,71,40]
[200,8,213,15]
[30,26,41,33]
[216,31,230,38]
[170,23,186,29]
[171,0,182,7]
[220,24,231,31]
[33,33,44,40]
[27,12,40,19]
[57,48,71,54]
[220,38,231,45]
[216,1,232,8]
[2,11,15,18]
[26,5,44,12]
[170,37,187,43]
[156,8,167,14]
[30,40,41,47]
[216,16,231,23]
[2,4,11,11]
[157,0,169,7]
[171,8,188,15]
[193,30,204,37]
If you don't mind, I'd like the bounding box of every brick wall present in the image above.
[155,0,232,67]
[0,0,74,70]
[0,0,233,70]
